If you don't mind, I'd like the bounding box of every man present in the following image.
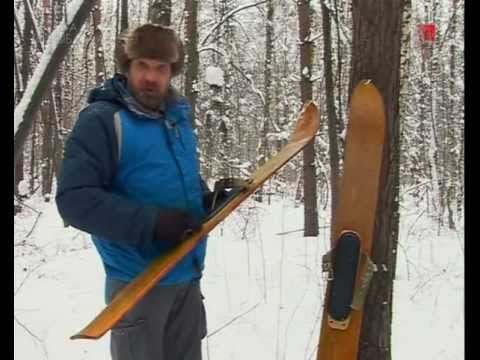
[56,24,211,360]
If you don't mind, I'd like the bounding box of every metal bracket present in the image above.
[351,252,377,310]
[322,236,376,330]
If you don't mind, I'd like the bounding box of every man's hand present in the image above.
[154,210,202,244]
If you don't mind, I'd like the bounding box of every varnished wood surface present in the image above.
[317,81,386,360]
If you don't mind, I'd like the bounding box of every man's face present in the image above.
[127,58,172,110]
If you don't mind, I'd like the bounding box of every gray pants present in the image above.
[106,278,207,360]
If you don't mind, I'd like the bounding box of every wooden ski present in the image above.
[71,101,321,340]
[316,81,386,359]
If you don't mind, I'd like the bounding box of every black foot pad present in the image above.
[328,231,361,321]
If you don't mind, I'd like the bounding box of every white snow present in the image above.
[205,66,225,87]
[17,180,29,197]
[232,161,252,170]
[14,0,85,137]
[14,193,463,359]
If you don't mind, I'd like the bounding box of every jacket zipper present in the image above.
[163,116,202,272]
[161,119,189,208]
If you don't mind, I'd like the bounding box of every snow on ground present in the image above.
[14,194,463,359]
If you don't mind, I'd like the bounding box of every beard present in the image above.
[132,86,166,110]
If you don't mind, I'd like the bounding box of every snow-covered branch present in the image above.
[14,0,96,163]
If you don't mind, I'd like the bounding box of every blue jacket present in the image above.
[56,74,208,285]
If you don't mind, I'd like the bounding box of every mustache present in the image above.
[139,88,161,96]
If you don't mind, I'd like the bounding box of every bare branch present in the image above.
[200,1,268,46]
[14,195,42,214]
[14,314,49,359]
[206,303,260,338]
[26,211,43,238]
[14,263,44,297]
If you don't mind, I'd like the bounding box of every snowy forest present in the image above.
[14,1,464,360]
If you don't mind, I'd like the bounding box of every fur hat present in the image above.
[115,24,184,77]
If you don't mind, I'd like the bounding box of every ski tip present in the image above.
[292,101,320,142]
[302,101,320,125]
[302,101,319,117]
[349,79,386,129]
[352,80,383,103]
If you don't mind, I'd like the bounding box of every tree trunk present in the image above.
[41,0,54,199]
[52,80,64,180]
[15,2,34,199]
[332,0,346,149]
[29,119,38,195]
[52,0,66,181]
[262,0,273,167]
[418,60,431,189]
[447,7,458,229]
[184,0,199,127]
[428,2,444,225]
[120,0,128,32]
[297,0,318,237]
[203,109,214,180]
[14,51,24,204]
[321,2,340,242]
[149,0,171,25]
[256,0,274,203]
[92,0,106,85]
[348,1,405,359]
[14,47,22,104]
[14,0,97,163]
[218,119,230,179]
[41,105,54,199]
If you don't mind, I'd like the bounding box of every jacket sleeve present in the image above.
[55,105,158,247]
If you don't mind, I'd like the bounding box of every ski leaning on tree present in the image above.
[316,81,386,360]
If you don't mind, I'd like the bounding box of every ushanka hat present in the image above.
[115,23,184,77]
